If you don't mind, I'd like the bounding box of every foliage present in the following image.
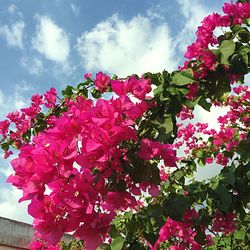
[0,1,250,250]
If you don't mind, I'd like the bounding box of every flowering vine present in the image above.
[0,0,250,249]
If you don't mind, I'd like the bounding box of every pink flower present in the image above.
[212,211,236,235]
[44,87,57,108]
[185,83,198,100]
[84,73,92,79]
[138,139,162,160]
[177,106,194,120]
[4,150,13,159]
[148,184,159,197]
[104,191,137,210]
[153,209,208,250]
[94,72,110,92]
[111,79,126,95]
[216,153,228,166]
[138,139,177,167]
[161,144,177,167]
[129,76,151,100]
[31,94,44,106]
[0,119,10,136]
[111,75,151,100]
[205,157,213,164]
[30,231,61,250]
[74,212,115,250]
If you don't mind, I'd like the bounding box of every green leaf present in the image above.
[172,169,184,181]
[194,229,207,245]
[78,87,88,98]
[153,83,164,97]
[239,46,250,66]
[234,230,245,240]
[231,25,244,34]
[220,166,235,186]
[62,85,74,98]
[238,30,250,43]
[198,97,212,111]
[231,54,249,75]
[194,148,204,158]
[247,170,250,181]
[163,195,190,221]
[123,155,158,184]
[1,142,9,151]
[237,139,250,162]
[219,40,235,64]
[211,184,232,212]
[91,88,102,99]
[150,164,161,185]
[184,96,201,108]
[110,236,125,250]
[109,225,119,238]
[162,70,171,84]
[128,242,146,250]
[97,243,112,250]
[172,69,196,86]
[111,74,118,80]
[246,18,250,26]
[153,114,173,143]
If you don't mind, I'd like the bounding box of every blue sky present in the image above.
[0,0,227,223]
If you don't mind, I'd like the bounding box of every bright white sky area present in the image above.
[0,0,233,223]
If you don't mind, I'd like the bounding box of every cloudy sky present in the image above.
[0,0,227,224]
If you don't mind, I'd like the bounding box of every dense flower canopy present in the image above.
[0,1,250,249]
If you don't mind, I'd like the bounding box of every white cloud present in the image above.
[7,4,17,14]
[13,83,34,110]
[0,82,35,225]
[0,83,35,225]
[71,4,80,16]
[146,5,166,21]
[21,57,44,75]
[0,82,34,120]
[0,90,4,107]
[32,15,70,63]
[194,105,230,130]
[0,89,10,119]
[177,0,208,29]
[76,14,177,77]
[0,150,18,179]
[0,186,32,224]
[176,0,210,52]
[7,4,23,17]
[0,21,25,49]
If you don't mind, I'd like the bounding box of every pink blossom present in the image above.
[0,119,10,136]
[153,209,211,250]
[205,157,213,164]
[31,94,44,106]
[94,72,110,92]
[84,73,92,79]
[212,211,236,235]
[104,192,137,210]
[138,139,161,160]
[111,75,151,100]
[4,150,13,159]
[185,83,198,100]
[44,87,57,108]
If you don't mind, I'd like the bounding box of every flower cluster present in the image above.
[0,88,57,158]
[6,75,176,249]
[30,232,61,250]
[176,84,250,166]
[153,209,213,250]
[211,210,236,236]
[1,1,249,249]
[184,2,250,76]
